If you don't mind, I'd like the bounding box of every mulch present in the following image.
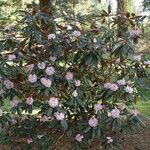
[0,121,150,150]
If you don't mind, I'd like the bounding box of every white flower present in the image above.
[107,136,113,143]
[133,55,141,62]
[117,79,126,86]
[144,60,150,65]
[111,109,120,118]
[48,97,59,108]
[125,86,134,94]
[72,90,78,97]
[74,80,81,87]
[93,38,97,43]
[28,74,37,83]
[48,33,56,40]
[46,66,55,75]
[54,112,65,121]
[94,102,103,112]
[88,117,98,127]
[38,62,46,70]
[8,54,16,61]
[26,97,34,105]
[37,135,44,139]
[0,109,3,116]
[75,134,84,142]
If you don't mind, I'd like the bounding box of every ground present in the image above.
[0,120,150,150]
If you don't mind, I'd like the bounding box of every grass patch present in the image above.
[136,100,150,118]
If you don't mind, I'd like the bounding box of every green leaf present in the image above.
[83,127,91,133]
[46,108,53,116]
[60,120,68,130]
[77,97,85,108]
[34,30,41,43]
[28,105,33,114]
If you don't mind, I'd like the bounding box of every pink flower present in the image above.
[45,66,55,75]
[28,74,37,83]
[88,117,98,127]
[72,90,78,97]
[131,109,138,116]
[49,56,56,62]
[111,108,120,118]
[125,86,134,94]
[48,33,56,40]
[26,97,34,105]
[107,136,113,143]
[40,78,52,87]
[104,83,112,89]
[110,84,118,91]
[72,30,81,37]
[0,109,3,116]
[74,80,81,87]
[130,29,140,38]
[26,64,34,72]
[3,79,14,89]
[54,112,65,121]
[37,62,46,69]
[133,55,141,62]
[117,79,126,86]
[8,54,16,61]
[75,134,84,142]
[94,102,103,112]
[65,71,73,81]
[27,138,33,144]
[48,97,59,108]
[10,100,18,108]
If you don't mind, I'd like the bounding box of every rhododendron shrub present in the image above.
[0,4,150,149]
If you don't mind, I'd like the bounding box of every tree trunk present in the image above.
[39,0,54,33]
[117,0,125,16]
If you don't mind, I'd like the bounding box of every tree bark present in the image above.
[39,0,54,33]
[116,0,132,37]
